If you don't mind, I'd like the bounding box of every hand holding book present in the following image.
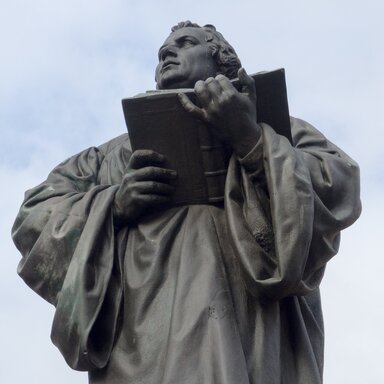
[178,68,262,158]
[112,149,177,226]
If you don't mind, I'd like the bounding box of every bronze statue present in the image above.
[12,21,361,384]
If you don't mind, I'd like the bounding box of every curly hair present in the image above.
[171,21,242,80]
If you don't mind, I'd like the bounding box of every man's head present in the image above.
[155,21,241,90]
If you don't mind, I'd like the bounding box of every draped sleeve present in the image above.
[224,117,361,300]
[12,136,128,371]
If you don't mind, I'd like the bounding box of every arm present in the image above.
[226,118,361,299]
[12,145,122,370]
[12,142,176,370]
[12,146,115,305]
[180,69,361,299]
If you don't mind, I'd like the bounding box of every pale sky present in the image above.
[1,1,383,383]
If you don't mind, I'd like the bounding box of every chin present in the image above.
[157,74,192,90]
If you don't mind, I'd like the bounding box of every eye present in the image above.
[177,36,199,48]
[180,38,196,48]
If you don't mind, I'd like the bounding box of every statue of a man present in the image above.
[12,21,361,384]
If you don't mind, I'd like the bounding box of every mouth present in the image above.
[162,60,179,72]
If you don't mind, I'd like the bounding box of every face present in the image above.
[155,27,218,90]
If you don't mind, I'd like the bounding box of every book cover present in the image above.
[122,68,291,205]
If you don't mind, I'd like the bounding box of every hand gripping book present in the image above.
[122,68,291,206]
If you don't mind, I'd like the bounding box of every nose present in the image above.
[160,45,177,61]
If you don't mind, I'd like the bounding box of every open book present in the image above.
[122,68,291,205]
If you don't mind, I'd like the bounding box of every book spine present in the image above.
[197,125,231,203]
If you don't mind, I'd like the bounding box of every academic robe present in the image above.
[12,117,361,384]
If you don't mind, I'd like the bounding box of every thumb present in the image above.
[238,68,256,102]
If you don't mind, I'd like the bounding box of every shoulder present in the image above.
[289,116,330,149]
[55,133,130,171]
[96,133,130,157]
[53,134,130,180]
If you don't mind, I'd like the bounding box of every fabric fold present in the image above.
[225,120,361,300]
[12,118,361,383]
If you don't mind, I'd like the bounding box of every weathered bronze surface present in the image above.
[12,21,361,383]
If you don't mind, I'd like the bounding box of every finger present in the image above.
[135,181,175,195]
[238,68,256,101]
[204,77,224,102]
[128,149,165,170]
[194,79,214,106]
[130,166,177,182]
[215,74,235,93]
[178,93,206,121]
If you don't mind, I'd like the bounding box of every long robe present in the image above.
[12,117,361,384]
